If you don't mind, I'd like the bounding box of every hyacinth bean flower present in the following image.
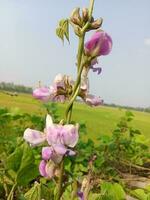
[24,114,79,161]
[39,160,58,179]
[33,74,74,103]
[24,114,79,178]
[23,114,79,156]
[85,31,112,57]
[33,87,50,101]
[85,94,103,106]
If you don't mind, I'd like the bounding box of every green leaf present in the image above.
[24,182,53,200]
[56,19,69,42]
[6,146,23,171]
[6,143,39,186]
[130,189,147,200]
[112,183,126,200]
[24,182,41,200]
[100,182,125,200]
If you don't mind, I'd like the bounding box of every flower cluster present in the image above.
[24,114,79,179]
[78,30,112,106]
[33,30,112,107]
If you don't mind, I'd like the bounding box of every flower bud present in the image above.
[39,160,47,177]
[85,31,113,57]
[82,8,89,22]
[91,18,103,29]
[74,26,82,37]
[70,8,82,27]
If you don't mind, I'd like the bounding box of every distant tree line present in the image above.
[0,82,32,94]
[104,103,150,113]
[0,82,149,113]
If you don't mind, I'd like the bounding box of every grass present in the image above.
[0,91,150,140]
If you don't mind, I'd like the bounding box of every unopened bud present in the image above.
[91,18,103,29]
[82,8,89,22]
[70,7,82,26]
[74,26,82,36]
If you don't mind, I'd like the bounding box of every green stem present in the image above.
[77,35,85,72]
[56,1,95,199]
[89,0,95,21]
[7,183,17,200]
[56,160,64,200]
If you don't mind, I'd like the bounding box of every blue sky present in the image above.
[0,0,150,107]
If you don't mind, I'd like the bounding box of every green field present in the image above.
[0,91,150,140]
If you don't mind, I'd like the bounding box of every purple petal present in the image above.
[90,67,102,75]
[53,144,76,156]
[23,128,46,146]
[46,125,63,146]
[62,124,79,148]
[42,146,53,160]
[77,191,84,200]
[33,87,50,101]
[85,94,103,106]
[52,144,67,155]
[66,149,76,156]
[85,31,112,57]
[39,160,47,177]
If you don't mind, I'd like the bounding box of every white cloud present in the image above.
[144,38,150,46]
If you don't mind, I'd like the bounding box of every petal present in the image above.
[42,146,53,160]
[99,32,113,56]
[33,87,50,101]
[45,162,55,179]
[85,94,103,106]
[85,31,112,57]
[23,128,46,146]
[39,160,47,177]
[62,124,79,148]
[66,149,76,156]
[77,191,84,200]
[54,73,64,84]
[46,125,62,145]
[46,114,53,130]
[52,144,67,155]
[51,153,63,164]
[81,67,89,91]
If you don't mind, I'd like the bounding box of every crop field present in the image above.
[0,91,150,141]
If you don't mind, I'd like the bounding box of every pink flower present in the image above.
[39,160,47,177]
[23,114,78,164]
[23,128,46,146]
[85,31,112,57]
[42,147,53,160]
[33,74,74,103]
[47,124,79,149]
[39,160,56,179]
[85,94,103,106]
[33,87,50,101]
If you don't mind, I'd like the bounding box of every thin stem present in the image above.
[89,0,95,21]
[77,35,85,72]
[56,1,95,199]
[7,183,17,200]
[56,160,64,200]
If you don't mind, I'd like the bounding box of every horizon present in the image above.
[0,0,150,107]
